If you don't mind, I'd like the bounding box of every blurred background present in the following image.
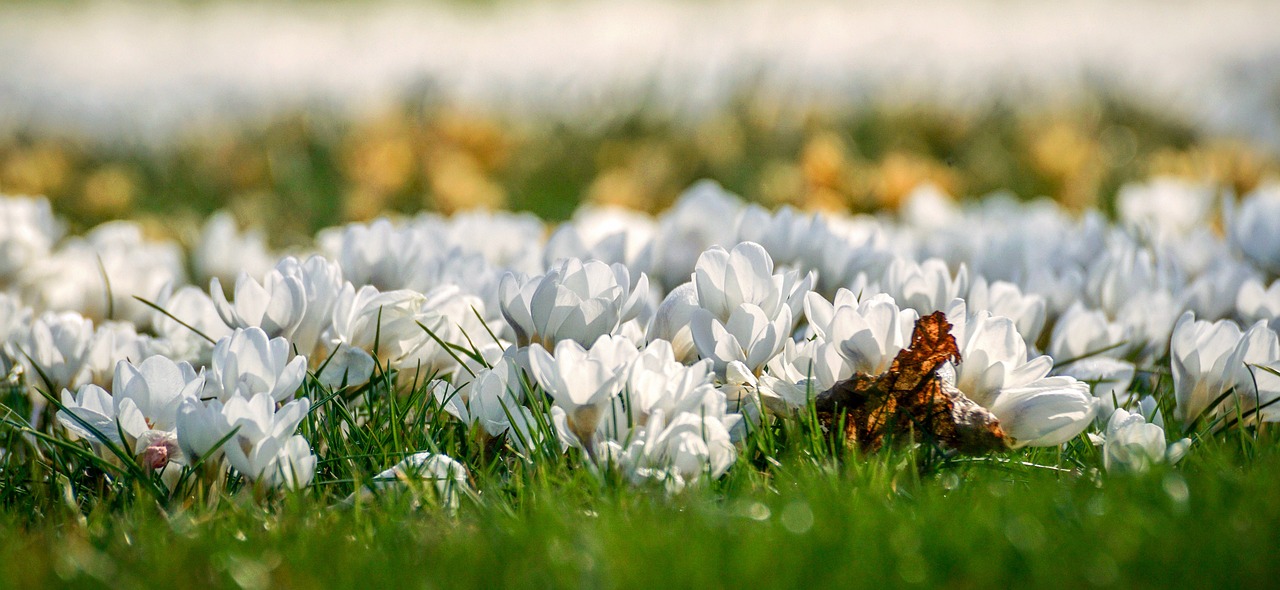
[1,0,1278,244]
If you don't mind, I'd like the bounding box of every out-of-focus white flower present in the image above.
[881,257,968,314]
[437,210,546,276]
[544,205,656,276]
[1116,177,1214,239]
[1103,408,1191,473]
[0,195,62,286]
[966,277,1046,348]
[20,222,184,326]
[220,393,315,489]
[404,285,492,377]
[735,204,824,270]
[1180,259,1258,321]
[1246,359,1280,423]
[210,264,308,340]
[810,219,895,297]
[0,293,31,381]
[318,217,422,291]
[900,184,962,231]
[82,321,159,388]
[1230,321,1280,423]
[1170,311,1250,425]
[1237,277,1280,331]
[151,285,232,365]
[1084,235,1181,319]
[947,301,1097,447]
[19,311,95,395]
[1115,289,1183,362]
[528,334,637,452]
[193,211,275,287]
[207,327,307,402]
[649,180,743,291]
[805,290,916,375]
[689,242,811,374]
[364,452,470,511]
[1229,184,1280,275]
[647,282,700,363]
[1049,303,1130,363]
[499,258,647,348]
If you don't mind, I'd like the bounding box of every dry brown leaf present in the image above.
[814,311,1010,454]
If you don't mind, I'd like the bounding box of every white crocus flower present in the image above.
[804,290,917,375]
[1229,321,1280,423]
[528,334,638,453]
[322,284,429,383]
[80,321,158,389]
[210,265,308,340]
[207,328,307,403]
[735,204,824,270]
[499,257,647,348]
[691,303,792,376]
[947,301,1097,447]
[880,257,968,314]
[647,282,701,363]
[602,409,736,492]
[58,384,142,447]
[1103,408,1191,473]
[274,255,345,360]
[649,180,744,291]
[692,242,809,326]
[318,217,424,291]
[758,338,852,412]
[0,293,31,370]
[1084,236,1181,320]
[689,242,812,375]
[403,285,492,378]
[20,311,95,397]
[1048,303,1137,407]
[621,340,721,423]
[1049,303,1130,363]
[176,397,232,462]
[220,393,315,489]
[1170,312,1249,425]
[57,355,204,473]
[434,351,526,439]
[112,356,205,435]
[19,222,183,327]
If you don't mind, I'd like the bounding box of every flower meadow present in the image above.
[4,176,1280,586]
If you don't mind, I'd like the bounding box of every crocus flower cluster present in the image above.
[3,175,1278,501]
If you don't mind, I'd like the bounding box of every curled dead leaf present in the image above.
[814,311,1010,454]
